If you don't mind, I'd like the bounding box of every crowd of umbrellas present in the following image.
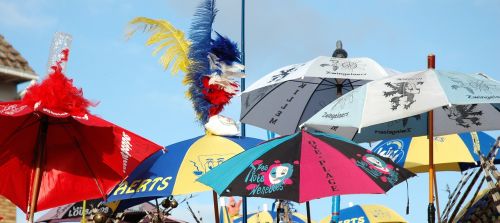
[1,15,500,223]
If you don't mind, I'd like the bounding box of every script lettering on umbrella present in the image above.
[320,58,368,77]
[449,76,498,95]
[374,128,413,136]
[112,176,173,195]
[0,104,27,115]
[269,82,307,125]
[41,108,69,117]
[373,115,420,136]
[339,217,366,223]
[72,114,89,120]
[307,140,338,192]
[67,206,110,217]
[120,132,133,173]
[244,160,297,196]
[319,90,357,121]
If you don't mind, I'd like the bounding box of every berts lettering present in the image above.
[339,217,365,223]
[113,176,173,195]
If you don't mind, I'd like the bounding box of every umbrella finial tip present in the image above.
[336,40,343,49]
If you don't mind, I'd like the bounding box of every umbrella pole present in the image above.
[433,169,441,222]
[213,191,221,223]
[28,117,48,223]
[427,54,436,223]
[276,200,282,223]
[331,196,340,223]
[240,1,249,222]
[306,201,312,223]
[155,198,162,221]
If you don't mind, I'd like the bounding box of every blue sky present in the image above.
[1,0,499,222]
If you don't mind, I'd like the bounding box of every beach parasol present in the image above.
[320,204,407,223]
[0,49,163,222]
[198,130,415,222]
[107,134,262,211]
[240,55,393,136]
[372,131,498,172]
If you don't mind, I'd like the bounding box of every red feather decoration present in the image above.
[201,76,237,117]
[22,49,95,116]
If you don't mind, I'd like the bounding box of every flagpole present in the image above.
[241,0,248,223]
[427,54,436,223]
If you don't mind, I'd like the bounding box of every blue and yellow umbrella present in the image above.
[371,132,497,173]
[320,204,407,223]
[106,134,262,211]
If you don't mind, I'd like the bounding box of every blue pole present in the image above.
[331,196,340,223]
[241,1,248,223]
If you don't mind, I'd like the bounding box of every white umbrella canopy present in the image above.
[302,69,500,142]
[240,56,393,135]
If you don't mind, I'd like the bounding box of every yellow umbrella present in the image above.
[320,204,407,223]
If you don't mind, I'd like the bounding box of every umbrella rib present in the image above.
[0,115,38,149]
[240,82,287,121]
[320,79,339,86]
[294,78,327,132]
[288,79,335,86]
[61,124,107,198]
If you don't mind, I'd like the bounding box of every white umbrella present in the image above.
[302,69,500,141]
[302,55,500,222]
[241,56,392,135]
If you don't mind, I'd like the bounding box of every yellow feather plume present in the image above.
[127,17,191,75]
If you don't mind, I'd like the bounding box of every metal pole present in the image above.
[28,117,48,223]
[276,200,282,223]
[213,191,220,223]
[240,0,246,137]
[433,169,441,222]
[306,201,312,223]
[427,54,436,223]
[331,196,340,223]
[155,198,162,221]
[241,1,248,222]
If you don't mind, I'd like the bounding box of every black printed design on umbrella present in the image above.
[355,153,400,186]
[320,58,366,75]
[383,81,424,110]
[442,104,483,128]
[268,64,305,83]
[449,77,498,94]
[244,159,299,196]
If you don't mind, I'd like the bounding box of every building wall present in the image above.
[0,83,18,222]
[0,82,18,101]
[0,196,16,223]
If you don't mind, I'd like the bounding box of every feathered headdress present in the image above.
[128,0,243,128]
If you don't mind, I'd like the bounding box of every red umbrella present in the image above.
[0,50,163,222]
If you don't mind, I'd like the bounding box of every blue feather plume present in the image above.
[211,31,241,64]
[185,0,217,124]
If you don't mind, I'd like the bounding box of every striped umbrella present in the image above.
[107,134,262,211]
[371,132,497,172]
